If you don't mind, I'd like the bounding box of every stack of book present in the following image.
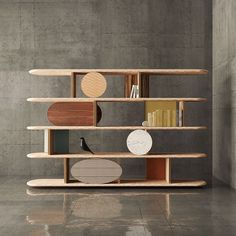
[147,109,176,127]
[130,85,139,98]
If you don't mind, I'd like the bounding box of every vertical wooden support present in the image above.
[165,158,171,183]
[140,74,149,98]
[124,74,138,97]
[44,129,54,155]
[64,158,70,183]
[178,101,184,126]
[137,72,141,98]
[70,72,77,98]
[44,129,49,153]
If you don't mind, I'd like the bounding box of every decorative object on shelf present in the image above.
[71,159,122,184]
[142,121,149,127]
[126,129,153,155]
[81,72,107,97]
[47,102,96,126]
[80,137,94,154]
[145,101,177,127]
[130,85,139,98]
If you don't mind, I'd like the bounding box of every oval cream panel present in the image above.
[71,159,122,184]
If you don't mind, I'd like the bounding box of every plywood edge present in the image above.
[27,126,207,130]
[27,179,207,187]
[29,69,208,77]
[27,152,207,159]
[27,97,207,103]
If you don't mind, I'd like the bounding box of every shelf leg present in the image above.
[71,72,77,98]
[64,158,70,183]
[124,74,138,97]
[165,158,171,183]
[140,74,149,98]
[44,129,54,155]
[178,101,184,126]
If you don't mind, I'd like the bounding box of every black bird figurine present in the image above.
[80,137,94,154]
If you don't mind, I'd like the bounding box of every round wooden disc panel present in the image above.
[71,159,122,184]
[126,130,153,155]
[81,72,107,97]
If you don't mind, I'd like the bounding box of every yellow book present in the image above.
[152,111,157,126]
[163,110,167,127]
[148,112,152,126]
[167,109,171,127]
[145,101,177,127]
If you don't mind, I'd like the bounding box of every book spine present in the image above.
[148,112,152,126]
[172,110,176,127]
[167,109,171,127]
[152,111,157,127]
[130,85,134,98]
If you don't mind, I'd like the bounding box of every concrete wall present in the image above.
[0,0,212,182]
[213,0,236,188]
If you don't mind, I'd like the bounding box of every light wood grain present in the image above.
[81,72,107,97]
[71,159,122,184]
[27,179,207,187]
[27,152,207,159]
[27,97,207,102]
[27,126,207,130]
[29,69,208,76]
[166,158,171,183]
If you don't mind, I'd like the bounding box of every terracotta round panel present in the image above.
[81,72,107,97]
[126,130,153,155]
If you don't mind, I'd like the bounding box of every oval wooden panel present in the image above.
[48,102,102,126]
[126,130,153,155]
[81,72,107,97]
[71,159,122,184]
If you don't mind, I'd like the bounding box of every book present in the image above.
[130,85,139,98]
[148,112,152,126]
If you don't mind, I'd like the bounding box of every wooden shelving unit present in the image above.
[27,68,208,187]
[27,97,207,102]
[27,152,207,159]
[27,179,206,187]
[27,126,207,130]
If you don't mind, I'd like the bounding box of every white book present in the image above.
[130,85,135,98]
[136,85,139,98]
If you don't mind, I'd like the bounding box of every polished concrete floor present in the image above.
[0,177,235,236]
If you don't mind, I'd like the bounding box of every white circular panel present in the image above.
[126,130,153,155]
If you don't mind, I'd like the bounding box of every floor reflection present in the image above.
[26,188,200,235]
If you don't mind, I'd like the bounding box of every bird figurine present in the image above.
[80,137,94,154]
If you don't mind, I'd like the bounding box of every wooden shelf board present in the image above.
[29,69,208,76]
[27,97,207,103]
[27,152,207,159]
[27,179,207,187]
[27,126,207,130]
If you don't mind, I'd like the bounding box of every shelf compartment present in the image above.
[27,179,207,187]
[27,126,207,130]
[29,69,208,76]
[27,97,207,102]
[27,152,207,159]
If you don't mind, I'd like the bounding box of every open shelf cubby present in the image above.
[27,69,208,187]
